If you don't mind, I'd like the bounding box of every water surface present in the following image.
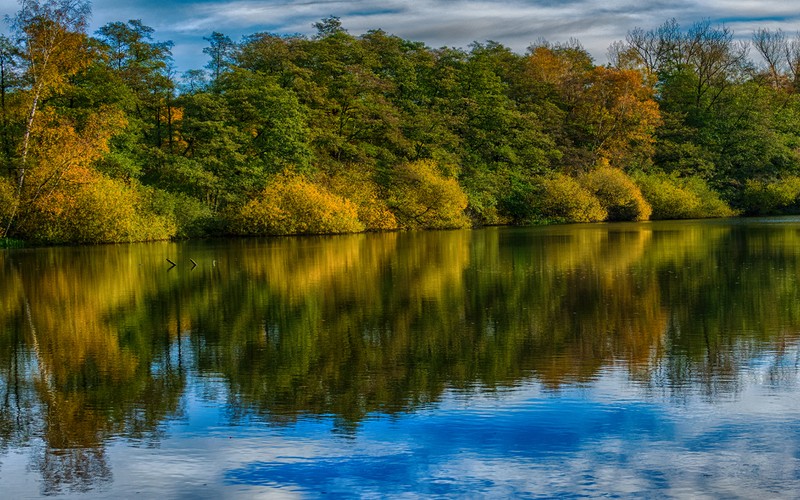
[1,218,800,497]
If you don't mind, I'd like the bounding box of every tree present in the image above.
[570,66,661,169]
[95,20,177,176]
[313,16,346,38]
[203,31,235,83]
[4,0,92,237]
[0,35,21,169]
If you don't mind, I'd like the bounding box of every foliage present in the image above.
[324,168,398,231]
[143,187,217,238]
[0,237,24,248]
[3,6,800,243]
[386,159,470,229]
[0,176,16,232]
[740,177,800,215]
[19,171,175,243]
[634,171,735,219]
[532,173,607,223]
[232,172,364,235]
[579,162,652,221]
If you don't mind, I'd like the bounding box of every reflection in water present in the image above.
[1,218,800,495]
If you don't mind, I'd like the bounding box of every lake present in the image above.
[1,218,800,497]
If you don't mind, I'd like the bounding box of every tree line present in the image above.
[1,0,799,244]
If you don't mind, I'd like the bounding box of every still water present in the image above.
[1,218,800,497]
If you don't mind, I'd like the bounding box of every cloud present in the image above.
[12,0,800,71]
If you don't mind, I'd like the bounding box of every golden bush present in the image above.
[635,171,734,219]
[741,177,800,215]
[22,172,176,244]
[234,172,365,235]
[579,163,652,221]
[536,173,607,223]
[386,160,470,229]
[324,168,398,231]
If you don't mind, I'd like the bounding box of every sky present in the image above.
[3,0,800,72]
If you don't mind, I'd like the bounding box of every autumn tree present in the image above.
[3,0,92,237]
[570,66,661,169]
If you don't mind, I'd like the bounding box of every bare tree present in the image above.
[752,28,788,88]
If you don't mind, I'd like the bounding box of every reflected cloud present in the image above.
[220,385,800,497]
[3,220,800,494]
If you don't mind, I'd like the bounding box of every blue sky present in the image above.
[4,0,800,71]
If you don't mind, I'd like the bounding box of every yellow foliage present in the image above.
[741,177,800,215]
[324,168,398,231]
[579,162,652,221]
[536,173,607,223]
[634,171,735,219]
[0,177,17,232]
[24,173,175,243]
[387,160,470,229]
[18,106,126,219]
[526,46,575,86]
[234,172,365,235]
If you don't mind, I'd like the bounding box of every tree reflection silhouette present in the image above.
[2,220,800,491]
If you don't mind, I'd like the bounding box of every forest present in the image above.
[2,0,800,244]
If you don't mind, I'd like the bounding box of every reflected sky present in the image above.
[3,220,800,496]
[4,358,797,498]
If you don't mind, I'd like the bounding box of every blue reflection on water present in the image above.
[224,397,673,496]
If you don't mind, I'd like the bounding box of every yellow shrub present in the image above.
[324,168,398,231]
[536,173,607,223]
[634,171,734,219]
[580,163,651,221]
[23,174,176,244]
[387,160,470,229]
[741,176,800,215]
[0,177,17,233]
[234,173,365,235]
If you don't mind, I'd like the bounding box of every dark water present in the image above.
[2,218,800,497]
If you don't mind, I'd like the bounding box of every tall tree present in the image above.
[203,31,235,83]
[4,0,91,237]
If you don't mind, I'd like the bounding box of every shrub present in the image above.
[386,160,470,229]
[633,171,699,219]
[233,172,364,235]
[324,168,398,231]
[683,176,736,218]
[22,174,176,244]
[144,188,217,238]
[534,173,607,223]
[634,171,735,220]
[740,177,800,215]
[579,163,651,221]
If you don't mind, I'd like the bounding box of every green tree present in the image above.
[203,31,235,83]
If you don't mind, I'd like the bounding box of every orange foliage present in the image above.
[574,67,661,168]
[24,106,126,195]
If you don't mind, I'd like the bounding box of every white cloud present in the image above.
[7,0,800,74]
